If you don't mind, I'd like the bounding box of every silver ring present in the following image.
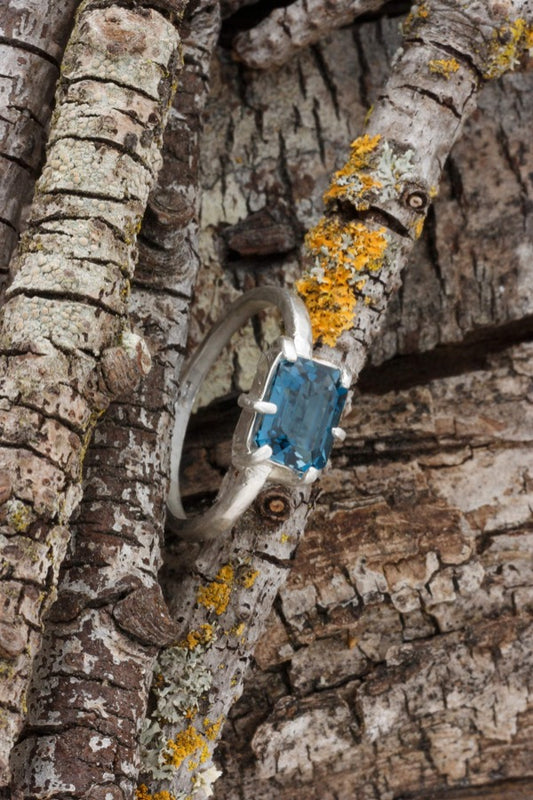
[166,287,351,540]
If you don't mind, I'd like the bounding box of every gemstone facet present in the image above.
[253,357,348,474]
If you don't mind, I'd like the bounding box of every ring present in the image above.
[166,287,351,540]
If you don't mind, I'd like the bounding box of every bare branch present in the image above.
[233,0,388,69]
[140,1,533,797]
[0,0,81,283]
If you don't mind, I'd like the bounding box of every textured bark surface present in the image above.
[1,0,532,797]
[233,0,388,69]
[0,0,185,783]
[7,1,220,797]
[0,0,80,282]
[154,5,532,799]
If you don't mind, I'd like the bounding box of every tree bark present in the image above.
[136,2,533,798]
[0,0,80,282]
[0,0,185,783]
[1,0,532,797]
[9,1,220,796]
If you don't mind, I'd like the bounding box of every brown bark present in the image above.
[159,6,532,799]
[1,0,532,797]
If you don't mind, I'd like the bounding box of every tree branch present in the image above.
[9,1,221,797]
[0,0,187,782]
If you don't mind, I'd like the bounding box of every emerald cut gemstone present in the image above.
[253,357,348,474]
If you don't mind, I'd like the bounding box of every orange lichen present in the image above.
[182,624,215,650]
[324,134,382,208]
[483,18,533,79]
[296,216,389,345]
[428,58,460,78]
[197,564,234,616]
[240,568,259,589]
[164,725,209,769]
[135,785,176,800]
[204,716,224,740]
[304,218,388,274]
[296,266,357,346]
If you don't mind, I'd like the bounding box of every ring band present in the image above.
[166,287,350,540]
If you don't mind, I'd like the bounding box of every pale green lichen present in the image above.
[482,18,533,79]
[140,645,214,781]
[5,499,35,533]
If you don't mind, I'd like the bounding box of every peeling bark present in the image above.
[0,0,186,783]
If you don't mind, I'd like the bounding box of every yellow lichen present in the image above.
[240,568,259,589]
[204,715,224,741]
[304,218,388,274]
[296,267,357,346]
[135,785,176,800]
[323,134,382,207]
[483,18,532,79]
[413,217,425,239]
[296,217,388,345]
[182,623,215,650]
[197,564,234,616]
[428,58,460,78]
[232,622,246,638]
[164,725,209,769]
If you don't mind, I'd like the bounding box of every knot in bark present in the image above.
[100,332,152,398]
[255,487,293,523]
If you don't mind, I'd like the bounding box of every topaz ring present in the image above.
[166,287,351,540]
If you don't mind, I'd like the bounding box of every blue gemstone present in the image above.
[253,357,348,474]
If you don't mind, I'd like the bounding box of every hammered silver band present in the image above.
[166,287,314,541]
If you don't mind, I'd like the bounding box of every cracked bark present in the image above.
[0,0,187,784]
[0,0,81,284]
[1,0,532,797]
[135,2,533,799]
[6,0,220,797]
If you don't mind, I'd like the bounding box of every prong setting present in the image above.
[302,466,320,484]
[332,426,346,442]
[280,336,298,362]
[340,368,351,388]
[238,394,277,415]
[248,444,273,464]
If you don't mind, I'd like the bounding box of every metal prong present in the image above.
[340,368,351,388]
[280,336,298,362]
[253,400,277,415]
[302,466,320,484]
[249,444,273,464]
[238,394,277,415]
[332,427,346,442]
[238,393,252,410]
